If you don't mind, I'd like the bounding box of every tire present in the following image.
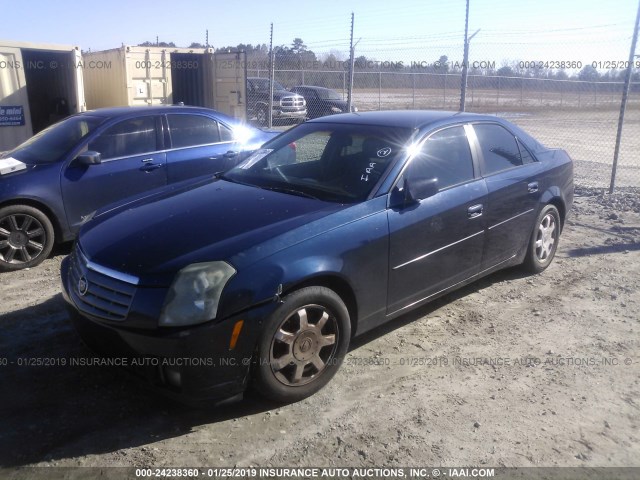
[256,105,268,126]
[0,205,55,271]
[523,204,561,274]
[253,286,351,403]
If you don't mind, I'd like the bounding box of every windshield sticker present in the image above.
[361,162,377,182]
[0,157,27,175]
[377,147,392,158]
[239,149,274,169]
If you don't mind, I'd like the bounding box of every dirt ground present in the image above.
[0,188,639,470]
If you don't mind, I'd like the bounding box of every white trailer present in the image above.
[0,40,85,151]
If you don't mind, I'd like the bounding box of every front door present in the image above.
[61,115,167,232]
[387,125,487,316]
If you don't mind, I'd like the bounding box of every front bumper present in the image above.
[273,108,307,119]
[61,256,275,404]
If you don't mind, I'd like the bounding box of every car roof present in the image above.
[292,85,333,92]
[81,105,233,120]
[307,110,507,129]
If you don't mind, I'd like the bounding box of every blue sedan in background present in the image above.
[61,110,573,405]
[0,106,275,271]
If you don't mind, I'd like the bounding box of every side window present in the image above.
[219,123,234,142]
[474,124,523,174]
[167,114,220,148]
[408,126,474,190]
[88,116,157,160]
[516,138,536,164]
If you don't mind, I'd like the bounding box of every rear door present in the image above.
[61,115,167,232]
[469,122,542,270]
[212,51,247,120]
[387,125,488,315]
[165,113,238,182]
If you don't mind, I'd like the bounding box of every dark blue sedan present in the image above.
[61,110,573,404]
[0,106,275,271]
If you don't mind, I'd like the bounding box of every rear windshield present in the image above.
[7,115,104,164]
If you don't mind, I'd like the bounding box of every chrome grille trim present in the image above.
[69,246,136,321]
[280,95,306,108]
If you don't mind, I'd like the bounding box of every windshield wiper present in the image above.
[261,185,320,200]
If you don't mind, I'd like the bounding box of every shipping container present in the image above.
[0,40,86,151]
[83,46,247,119]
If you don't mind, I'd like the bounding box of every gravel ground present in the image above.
[0,190,639,470]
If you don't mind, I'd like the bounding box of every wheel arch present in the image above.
[540,187,567,232]
[0,198,66,243]
[282,274,359,338]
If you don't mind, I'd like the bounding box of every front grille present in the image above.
[280,95,305,108]
[69,246,136,321]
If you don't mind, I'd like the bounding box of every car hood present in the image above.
[78,178,345,285]
[273,89,302,99]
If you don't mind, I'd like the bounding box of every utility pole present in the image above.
[347,12,355,113]
[459,0,479,112]
[609,0,640,193]
[268,23,274,128]
[206,29,209,48]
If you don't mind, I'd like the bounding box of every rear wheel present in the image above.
[523,204,561,274]
[0,205,55,271]
[253,286,351,402]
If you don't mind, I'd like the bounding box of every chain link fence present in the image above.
[243,14,639,191]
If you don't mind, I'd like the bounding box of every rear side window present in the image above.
[474,124,523,175]
[516,138,536,164]
[88,116,157,160]
[219,123,234,142]
[168,114,220,148]
[410,126,474,190]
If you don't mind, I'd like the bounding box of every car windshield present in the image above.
[223,122,414,203]
[318,89,343,100]
[251,79,286,92]
[7,115,105,164]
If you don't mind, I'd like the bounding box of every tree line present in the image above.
[137,38,639,84]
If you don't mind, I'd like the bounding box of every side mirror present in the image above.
[390,177,439,208]
[76,151,102,166]
[408,176,439,201]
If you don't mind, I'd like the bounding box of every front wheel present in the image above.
[523,204,561,274]
[253,286,351,403]
[256,105,268,126]
[0,205,55,271]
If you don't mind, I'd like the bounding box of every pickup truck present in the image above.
[247,77,307,125]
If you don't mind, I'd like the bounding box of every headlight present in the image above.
[159,261,236,327]
[330,106,343,113]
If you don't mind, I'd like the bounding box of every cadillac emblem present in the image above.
[77,276,89,296]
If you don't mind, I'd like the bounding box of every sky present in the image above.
[1,0,638,70]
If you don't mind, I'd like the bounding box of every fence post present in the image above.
[443,75,446,108]
[347,12,355,113]
[413,73,416,109]
[379,71,382,110]
[610,0,640,193]
[520,77,524,108]
[268,23,274,128]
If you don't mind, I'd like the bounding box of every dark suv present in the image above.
[246,78,307,125]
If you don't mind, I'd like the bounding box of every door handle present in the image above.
[468,204,483,219]
[140,163,163,172]
[141,158,154,163]
[528,181,539,193]
[223,151,238,158]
